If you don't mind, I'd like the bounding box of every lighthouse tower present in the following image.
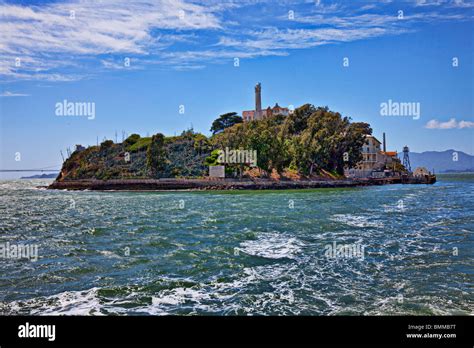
[242,83,291,122]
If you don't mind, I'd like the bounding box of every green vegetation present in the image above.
[204,149,220,166]
[57,104,377,181]
[128,137,152,152]
[122,134,152,152]
[210,112,243,134]
[212,105,372,176]
[58,130,211,181]
[146,133,166,176]
[123,133,140,146]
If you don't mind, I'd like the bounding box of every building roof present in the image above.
[382,151,397,156]
[365,135,382,144]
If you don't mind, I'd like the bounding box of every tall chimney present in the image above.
[383,132,386,152]
[255,83,262,118]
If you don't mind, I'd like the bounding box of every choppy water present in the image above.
[0,175,472,315]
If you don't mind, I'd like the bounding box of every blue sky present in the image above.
[0,0,473,177]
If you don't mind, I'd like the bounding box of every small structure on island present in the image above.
[75,144,86,152]
[413,167,430,177]
[242,83,292,122]
[209,165,225,178]
[404,166,436,184]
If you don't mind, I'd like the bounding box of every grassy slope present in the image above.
[57,134,211,181]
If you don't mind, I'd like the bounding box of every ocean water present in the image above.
[0,174,472,315]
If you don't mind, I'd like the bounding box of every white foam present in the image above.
[7,287,105,315]
[152,287,210,306]
[331,214,383,228]
[238,232,304,260]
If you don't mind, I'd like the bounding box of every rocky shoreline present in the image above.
[46,177,412,191]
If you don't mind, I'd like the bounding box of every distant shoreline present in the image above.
[20,173,58,179]
[46,176,435,191]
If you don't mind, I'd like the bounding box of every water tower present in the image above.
[402,145,411,173]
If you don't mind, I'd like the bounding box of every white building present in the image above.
[345,134,399,178]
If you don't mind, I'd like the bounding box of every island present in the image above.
[48,87,435,191]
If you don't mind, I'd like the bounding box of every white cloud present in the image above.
[0,0,221,79]
[217,7,467,59]
[414,0,474,7]
[458,120,474,128]
[217,26,402,52]
[0,91,30,97]
[425,118,474,129]
[0,0,471,81]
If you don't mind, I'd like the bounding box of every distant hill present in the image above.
[21,173,58,179]
[399,150,474,173]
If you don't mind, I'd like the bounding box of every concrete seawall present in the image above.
[47,177,415,191]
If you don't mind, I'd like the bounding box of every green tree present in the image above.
[124,134,140,146]
[210,112,243,134]
[336,122,372,173]
[210,104,374,178]
[289,108,368,175]
[213,116,289,175]
[212,122,248,150]
[204,149,221,166]
[100,140,114,149]
[146,133,167,176]
[246,117,289,174]
[282,104,318,135]
[193,133,211,155]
